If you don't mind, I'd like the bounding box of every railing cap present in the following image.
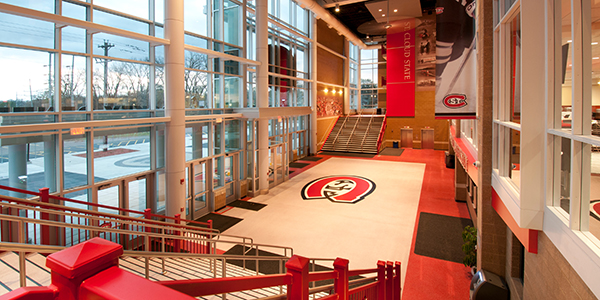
[285,255,309,272]
[333,257,349,268]
[46,237,123,279]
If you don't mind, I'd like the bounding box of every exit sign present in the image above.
[70,127,85,135]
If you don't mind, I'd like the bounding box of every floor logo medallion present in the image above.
[301,175,376,204]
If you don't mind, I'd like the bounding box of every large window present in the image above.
[493,2,521,190]
[547,0,600,246]
[360,49,382,109]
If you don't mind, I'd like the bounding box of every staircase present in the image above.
[0,251,290,299]
[0,187,401,300]
[321,114,386,154]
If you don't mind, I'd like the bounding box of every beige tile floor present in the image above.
[221,157,426,286]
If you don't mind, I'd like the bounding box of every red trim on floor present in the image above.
[373,149,471,300]
[214,206,233,214]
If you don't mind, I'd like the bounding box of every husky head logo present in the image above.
[443,94,468,109]
[591,200,600,221]
[301,175,376,204]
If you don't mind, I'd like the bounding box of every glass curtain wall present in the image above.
[349,42,359,110]
[360,48,382,110]
[0,0,312,220]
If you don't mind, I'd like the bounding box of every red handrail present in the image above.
[377,116,387,153]
[159,274,292,297]
[2,237,402,300]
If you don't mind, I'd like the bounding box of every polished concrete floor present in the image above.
[222,157,425,283]
[217,149,472,300]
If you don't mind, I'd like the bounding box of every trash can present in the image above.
[393,141,399,148]
[445,151,455,169]
[470,270,509,300]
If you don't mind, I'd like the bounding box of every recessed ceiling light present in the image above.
[568,40,572,43]
[382,14,385,17]
[394,9,398,13]
[593,42,599,45]
[379,8,382,12]
[593,57,599,60]
[335,4,340,12]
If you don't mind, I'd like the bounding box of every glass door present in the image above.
[186,160,210,220]
[269,145,285,188]
[225,153,238,204]
[192,161,209,219]
[95,181,123,245]
[125,175,148,218]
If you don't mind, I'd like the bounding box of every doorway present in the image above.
[186,160,211,220]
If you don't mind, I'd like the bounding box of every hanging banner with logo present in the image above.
[435,0,477,119]
[386,19,416,117]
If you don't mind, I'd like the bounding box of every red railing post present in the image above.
[334,258,349,300]
[286,255,309,300]
[174,214,182,252]
[144,208,152,251]
[45,237,123,300]
[386,261,393,300]
[394,262,401,300]
[40,188,50,246]
[377,260,386,300]
[206,219,213,254]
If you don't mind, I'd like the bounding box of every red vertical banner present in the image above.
[386,19,416,117]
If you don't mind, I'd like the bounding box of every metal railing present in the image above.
[319,115,340,151]
[360,112,377,152]
[330,115,350,146]
[0,211,294,291]
[0,184,213,230]
[345,113,364,149]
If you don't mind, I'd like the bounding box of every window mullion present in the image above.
[570,140,583,229]
[571,0,585,135]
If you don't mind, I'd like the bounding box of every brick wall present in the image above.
[523,232,598,300]
[317,19,344,54]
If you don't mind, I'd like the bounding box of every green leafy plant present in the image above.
[462,225,477,268]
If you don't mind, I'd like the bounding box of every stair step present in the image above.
[0,252,52,295]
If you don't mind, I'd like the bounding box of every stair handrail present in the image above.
[360,112,376,151]
[377,115,388,153]
[158,255,401,300]
[345,111,364,149]
[0,200,296,256]
[0,184,212,230]
[0,211,293,259]
[319,115,340,151]
[0,192,218,236]
[331,115,349,145]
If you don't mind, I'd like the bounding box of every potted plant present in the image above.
[462,225,477,274]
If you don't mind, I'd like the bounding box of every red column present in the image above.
[386,261,393,300]
[377,260,386,300]
[286,255,309,300]
[333,258,349,300]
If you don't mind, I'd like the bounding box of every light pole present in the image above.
[98,40,115,109]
